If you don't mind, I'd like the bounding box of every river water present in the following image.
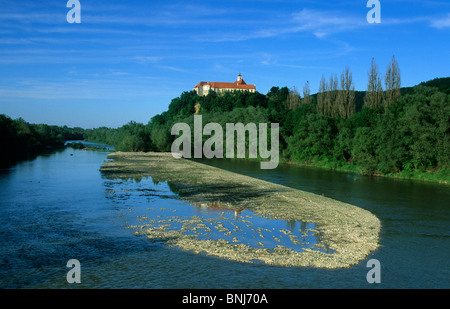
[0,147,448,288]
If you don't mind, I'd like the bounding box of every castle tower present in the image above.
[237,73,242,82]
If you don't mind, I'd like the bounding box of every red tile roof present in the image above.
[194,79,255,90]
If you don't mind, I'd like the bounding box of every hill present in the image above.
[84,76,450,183]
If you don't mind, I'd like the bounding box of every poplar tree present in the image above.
[302,81,312,105]
[337,66,356,119]
[287,86,301,110]
[364,58,383,108]
[384,55,401,107]
[317,75,327,115]
[327,74,339,117]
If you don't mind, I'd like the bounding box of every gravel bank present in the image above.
[100,152,381,268]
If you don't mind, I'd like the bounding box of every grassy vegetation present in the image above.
[284,157,449,184]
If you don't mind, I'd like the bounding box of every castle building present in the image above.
[193,73,256,96]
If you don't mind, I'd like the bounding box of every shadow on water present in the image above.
[101,164,282,205]
[0,146,67,169]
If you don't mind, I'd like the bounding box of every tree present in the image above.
[287,86,301,110]
[286,113,336,161]
[317,75,327,115]
[384,55,401,107]
[302,81,312,105]
[364,58,383,108]
[352,127,378,175]
[327,74,339,117]
[317,73,340,117]
[337,66,356,119]
[334,127,353,162]
[267,86,289,124]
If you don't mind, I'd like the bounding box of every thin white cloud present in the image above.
[156,65,188,73]
[132,56,162,64]
[291,9,366,38]
[430,13,450,28]
[195,8,367,42]
[0,76,169,101]
[0,13,64,24]
[198,7,450,43]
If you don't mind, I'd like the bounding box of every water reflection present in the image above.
[102,176,333,254]
[194,202,244,218]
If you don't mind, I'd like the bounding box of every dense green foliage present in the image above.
[84,121,152,152]
[66,141,86,149]
[84,77,450,181]
[0,115,84,166]
[286,85,449,176]
[4,75,448,181]
[84,88,284,152]
[420,77,450,95]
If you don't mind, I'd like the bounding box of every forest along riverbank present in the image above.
[100,152,381,268]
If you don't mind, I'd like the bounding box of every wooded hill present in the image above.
[84,76,450,181]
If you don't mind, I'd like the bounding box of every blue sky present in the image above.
[0,0,449,128]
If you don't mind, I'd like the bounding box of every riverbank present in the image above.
[100,152,381,268]
[279,157,450,185]
[198,155,449,184]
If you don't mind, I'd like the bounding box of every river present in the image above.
[0,146,448,288]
